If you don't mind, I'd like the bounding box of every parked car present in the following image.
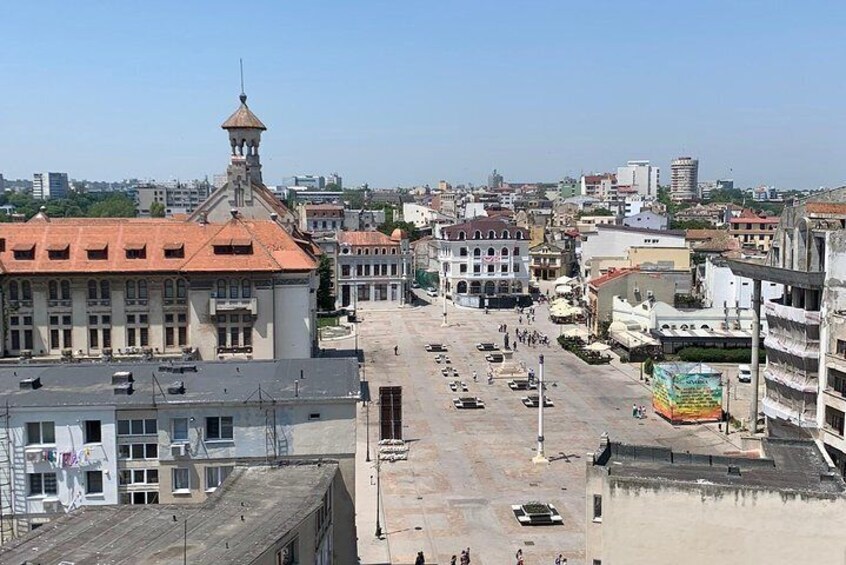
[425,343,448,352]
[738,364,752,383]
[426,288,438,297]
[411,282,421,289]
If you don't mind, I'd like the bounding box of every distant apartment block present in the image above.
[670,157,699,202]
[136,180,211,216]
[728,210,779,251]
[32,172,69,200]
[580,173,617,200]
[616,160,659,198]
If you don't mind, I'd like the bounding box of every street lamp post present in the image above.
[532,354,549,464]
[365,368,371,462]
[374,454,383,538]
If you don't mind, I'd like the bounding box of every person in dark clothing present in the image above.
[415,551,425,565]
[394,345,399,355]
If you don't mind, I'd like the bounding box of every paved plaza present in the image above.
[337,294,748,565]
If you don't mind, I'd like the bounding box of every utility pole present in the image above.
[365,372,371,462]
[532,354,549,464]
[441,266,448,326]
[725,378,731,437]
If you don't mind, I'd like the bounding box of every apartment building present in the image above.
[529,239,576,281]
[32,172,69,200]
[438,218,531,308]
[580,225,687,281]
[336,229,411,309]
[615,160,659,198]
[728,210,779,251]
[0,358,359,549]
[728,188,846,474]
[136,180,211,216]
[580,173,617,200]
[0,212,319,361]
[299,203,345,234]
[670,157,699,202]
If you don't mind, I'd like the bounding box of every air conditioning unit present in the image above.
[171,443,189,457]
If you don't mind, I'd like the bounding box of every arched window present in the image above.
[501,247,509,256]
[356,248,362,255]
[700,324,710,330]
[48,280,58,301]
[164,279,175,299]
[242,279,251,298]
[88,280,98,300]
[8,281,18,301]
[21,281,31,300]
[138,279,148,299]
[229,280,239,299]
[473,248,481,257]
[474,230,482,239]
[100,280,110,300]
[502,230,510,239]
[458,231,466,240]
[176,279,187,299]
[60,280,70,300]
[391,248,397,255]
[516,231,523,240]
[364,248,370,255]
[513,247,520,256]
[487,247,495,256]
[382,248,387,255]
[488,230,496,239]
[217,279,226,298]
[126,280,136,300]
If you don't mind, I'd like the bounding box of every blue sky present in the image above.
[2,1,845,189]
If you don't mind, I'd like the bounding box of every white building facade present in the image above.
[438,219,531,307]
[616,160,659,198]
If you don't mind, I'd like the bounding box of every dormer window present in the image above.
[12,243,35,260]
[474,231,482,239]
[502,230,510,239]
[488,230,496,239]
[213,239,253,255]
[516,232,523,240]
[86,243,108,260]
[163,243,185,259]
[47,244,70,260]
[125,243,146,259]
[458,232,466,241]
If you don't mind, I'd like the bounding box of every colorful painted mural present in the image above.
[652,362,723,424]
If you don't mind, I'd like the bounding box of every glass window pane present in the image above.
[131,420,144,435]
[145,419,157,434]
[26,422,40,445]
[173,418,188,441]
[44,473,57,495]
[118,420,130,436]
[131,444,144,459]
[146,443,158,459]
[42,422,55,443]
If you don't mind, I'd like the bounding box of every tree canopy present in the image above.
[0,191,137,221]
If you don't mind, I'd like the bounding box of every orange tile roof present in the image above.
[806,202,846,215]
[337,231,397,246]
[589,267,639,289]
[0,216,316,275]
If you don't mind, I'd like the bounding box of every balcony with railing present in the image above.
[209,297,258,316]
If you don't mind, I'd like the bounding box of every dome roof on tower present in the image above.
[390,228,408,241]
[221,94,267,130]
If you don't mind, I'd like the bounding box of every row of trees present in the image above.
[0,191,137,221]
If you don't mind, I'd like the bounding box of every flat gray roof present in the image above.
[594,438,845,495]
[0,358,360,409]
[0,462,337,564]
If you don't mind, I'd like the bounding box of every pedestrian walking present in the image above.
[394,345,399,356]
[632,403,638,417]
[473,371,478,382]
[450,556,457,565]
[415,551,425,565]
[465,547,471,563]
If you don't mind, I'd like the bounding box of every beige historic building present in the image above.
[336,229,411,309]
[0,213,318,361]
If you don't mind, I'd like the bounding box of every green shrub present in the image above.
[677,347,766,363]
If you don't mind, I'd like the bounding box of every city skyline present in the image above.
[2,1,846,189]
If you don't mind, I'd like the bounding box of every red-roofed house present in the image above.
[728,211,779,251]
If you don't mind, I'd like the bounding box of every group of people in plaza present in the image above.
[515,327,550,348]
[514,548,567,564]
[632,403,648,419]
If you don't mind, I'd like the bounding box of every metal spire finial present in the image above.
[239,58,247,104]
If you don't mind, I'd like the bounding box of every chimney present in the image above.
[167,381,186,395]
[111,371,134,385]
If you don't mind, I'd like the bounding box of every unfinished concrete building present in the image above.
[729,187,846,474]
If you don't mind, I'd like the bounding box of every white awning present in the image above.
[584,342,611,352]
